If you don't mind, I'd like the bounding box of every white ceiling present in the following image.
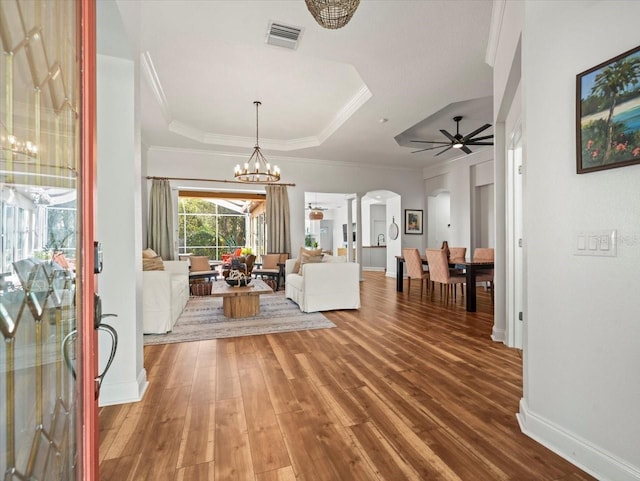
[113,0,494,169]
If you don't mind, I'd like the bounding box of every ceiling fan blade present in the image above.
[465,141,494,146]
[440,129,457,142]
[466,134,493,142]
[410,140,451,144]
[411,145,450,154]
[435,145,453,156]
[462,123,491,141]
[461,145,473,154]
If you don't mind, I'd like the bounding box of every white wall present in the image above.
[475,184,494,248]
[145,148,426,257]
[96,0,147,406]
[515,1,640,479]
[385,195,402,278]
[96,53,147,406]
[369,204,386,246]
[427,192,450,249]
[423,149,494,251]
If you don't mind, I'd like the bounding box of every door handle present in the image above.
[62,312,118,394]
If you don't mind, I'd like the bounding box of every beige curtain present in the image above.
[266,185,291,255]
[147,179,175,260]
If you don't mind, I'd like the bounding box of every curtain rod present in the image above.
[146,175,295,187]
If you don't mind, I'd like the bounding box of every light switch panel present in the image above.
[575,230,617,257]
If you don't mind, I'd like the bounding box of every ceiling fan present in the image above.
[306,202,328,220]
[306,202,328,212]
[410,115,493,156]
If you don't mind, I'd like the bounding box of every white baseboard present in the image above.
[517,399,640,481]
[491,325,505,342]
[99,368,148,407]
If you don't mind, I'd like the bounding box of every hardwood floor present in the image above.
[99,272,596,481]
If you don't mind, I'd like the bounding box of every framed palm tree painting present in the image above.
[576,44,640,173]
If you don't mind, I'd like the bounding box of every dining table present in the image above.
[395,255,494,312]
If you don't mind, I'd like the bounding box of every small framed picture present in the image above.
[576,44,640,174]
[404,209,423,235]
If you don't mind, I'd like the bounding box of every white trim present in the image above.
[490,326,505,342]
[140,51,171,124]
[317,85,373,144]
[146,64,372,151]
[98,368,148,407]
[518,399,640,481]
[146,145,419,172]
[485,0,506,67]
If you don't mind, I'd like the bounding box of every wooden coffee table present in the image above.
[210,278,273,318]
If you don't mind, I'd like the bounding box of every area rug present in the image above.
[143,292,336,345]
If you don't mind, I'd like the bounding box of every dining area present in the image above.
[396,244,494,312]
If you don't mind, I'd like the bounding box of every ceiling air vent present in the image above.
[266,21,303,50]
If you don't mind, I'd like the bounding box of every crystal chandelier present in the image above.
[305,0,360,30]
[1,134,38,163]
[234,101,280,183]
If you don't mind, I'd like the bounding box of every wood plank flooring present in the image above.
[99,272,596,481]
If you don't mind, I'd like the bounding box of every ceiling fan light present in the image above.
[453,142,463,149]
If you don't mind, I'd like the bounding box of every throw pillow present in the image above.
[190,256,211,272]
[293,247,322,273]
[298,252,322,274]
[294,247,322,273]
[142,248,158,259]
[261,254,280,269]
[143,256,164,271]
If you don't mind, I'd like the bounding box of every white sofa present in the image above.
[285,255,360,313]
[143,260,190,333]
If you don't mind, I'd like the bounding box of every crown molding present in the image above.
[143,46,372,151]
[146,145,418,172]
[317,85,373,144]
[485,0,506,67]
[140,51,171,123]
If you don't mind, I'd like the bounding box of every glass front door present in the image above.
[1,0,89,478]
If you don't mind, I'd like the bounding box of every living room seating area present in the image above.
[142,249,189,334]
[285,249,360,313]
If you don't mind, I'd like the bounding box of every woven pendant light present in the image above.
[305,0,360,30]
[309,210,324,220]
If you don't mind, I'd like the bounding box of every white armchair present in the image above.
[142,260,189,333]
[285,255,360,313]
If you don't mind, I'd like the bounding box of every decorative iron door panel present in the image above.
[1,0,86,479]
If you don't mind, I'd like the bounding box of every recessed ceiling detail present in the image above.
[126,0,495,168]
[394,96,494,159]
[142,51,371,151]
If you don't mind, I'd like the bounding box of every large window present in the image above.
[178,196,249,260]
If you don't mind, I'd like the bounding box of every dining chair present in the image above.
[447,246,467,296]
[402,248,429,298]
[473,247,494,304]
[448,247,467,261]
[425,248,466,304]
